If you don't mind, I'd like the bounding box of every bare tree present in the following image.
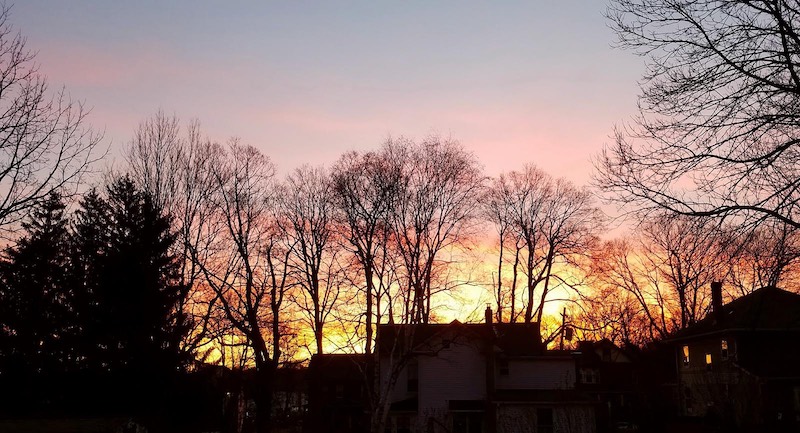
[588,214,727,342]
[332,150,402,353]
[124,111,221,362]
[723,221,800,296]
[596,0,800,229]
[486,165,603,333]
[387,136,485,324]
[326,136,483,433]
[193,141,282,433]
[279,165,344,355]
[0,5,103,230]
[125,110,182,211]
[484,173,520,323]
[641,214,727,329]
[588,238,672,341]
[574,285,651,347]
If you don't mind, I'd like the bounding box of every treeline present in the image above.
[3,108,799,430]
[0,177,188,416]
[122,111,800,360]
[578,215,800,347]
[2,0,800,431]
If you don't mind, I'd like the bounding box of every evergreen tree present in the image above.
[0,193,73,388]
[99,175,185,381]
[70,188,111,373]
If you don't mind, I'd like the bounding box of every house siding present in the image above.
[497,358,575,390]
[418,340,486,411]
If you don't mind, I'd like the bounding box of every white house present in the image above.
[376,308,596,433]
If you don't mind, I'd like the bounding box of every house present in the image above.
[377,308,596,433]
[669,283,800,431]
[305,353,370,433]
[574,339,639,432]
[272,366,307,428]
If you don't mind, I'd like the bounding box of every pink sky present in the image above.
[7,1,650,325]
[14,1,643,188]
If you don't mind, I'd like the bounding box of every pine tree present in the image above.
[100,175,185,381]
[70,188,111,373]
[0,192,73,383]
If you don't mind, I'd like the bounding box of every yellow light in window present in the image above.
[705,353,712,365]
[721,340,728,350]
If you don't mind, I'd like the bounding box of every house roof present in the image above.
[670,286,800,341]
[576,339,634,364]
[307,353,370,381]
[376,320,543,356]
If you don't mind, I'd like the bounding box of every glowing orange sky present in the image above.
[6,2,645,336]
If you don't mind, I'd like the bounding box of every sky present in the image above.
[13,1,644,187]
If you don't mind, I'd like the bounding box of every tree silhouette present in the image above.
[0,5,102,230]
[332,149,402,354]
[280,165,344,356]
[597,0,800,229]
[486,165,603,331]
[97,175,185,381]
[0,193,73,382]
[70,188,111,373]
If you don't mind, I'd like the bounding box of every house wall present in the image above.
[380,355,415,403]
[380,337,487,413]
[676,335,739,417]
[496,357,575,390]
[417,340,487,411]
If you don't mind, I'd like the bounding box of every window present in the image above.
[498,358,509,376]
[407,360,418,393]
[580,368,598,384]
[536,408,554,433]
[721,339,729,360]
[705,353,712,371]
[682,345,690,367]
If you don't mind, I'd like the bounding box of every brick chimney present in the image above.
[711,281,724,323]
[485,305,493,324]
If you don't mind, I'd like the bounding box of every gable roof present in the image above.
[308,353,370,381]
[671,286,800,341]
[376,320,543,356]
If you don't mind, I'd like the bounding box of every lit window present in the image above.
[705,353,712,371]
[721,339,729,360]
[682,345,690,367]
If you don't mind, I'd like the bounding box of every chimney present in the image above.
[711,281,724,323]
[485,305,493,324]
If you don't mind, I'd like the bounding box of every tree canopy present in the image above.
[596,0,800,228]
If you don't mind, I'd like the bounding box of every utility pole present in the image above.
[559,307,567,351]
